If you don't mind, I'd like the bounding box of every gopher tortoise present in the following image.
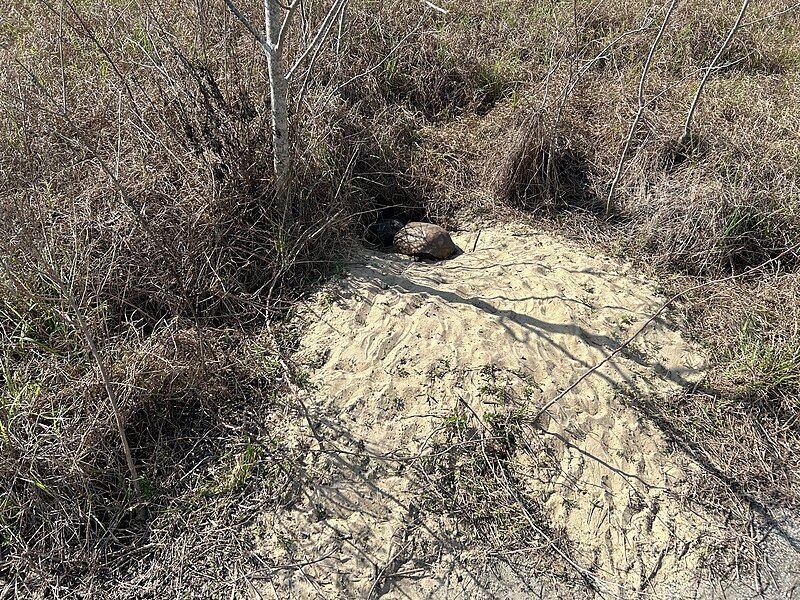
[393,222,458,260]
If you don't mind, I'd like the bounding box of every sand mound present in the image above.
[256,229,732,598]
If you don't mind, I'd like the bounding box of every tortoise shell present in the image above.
[393,222,457,259]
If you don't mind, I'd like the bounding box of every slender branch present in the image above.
[553,13,654,137]
[323,26,420,103]
[264,266,324,449]
[532,243,798,424]
[63,282,141,495]
[58,0,66,114]
[682,0,750,141]
[335,0,346,55]
[37,0,144,121]
[741,2,798,29]
[1,254,141,497]
[286,0,347,80]
[223,0,269,50]
[294,0,347,101]
[278,0,302,54]
[605,0,678,214]
[421,0,448,14]
[456,399,615,594]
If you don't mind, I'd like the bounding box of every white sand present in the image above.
[255,229,737,598]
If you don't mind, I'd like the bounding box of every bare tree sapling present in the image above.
[222,0,347,192]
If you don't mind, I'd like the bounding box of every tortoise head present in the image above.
[367,219,405,247]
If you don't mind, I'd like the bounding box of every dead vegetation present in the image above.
[1,0,799,596]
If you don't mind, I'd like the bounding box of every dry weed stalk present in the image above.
[682,0,751,143]
[605,0,679,214]
[38,261,141,495]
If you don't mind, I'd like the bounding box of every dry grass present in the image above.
[2,0,799,595]
[414,403,594,590]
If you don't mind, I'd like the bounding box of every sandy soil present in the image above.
[253,228,798,599]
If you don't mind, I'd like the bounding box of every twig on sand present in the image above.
[533,245,798,423]
[265,284,324,449]
[456,398,621,595]
[471,229,482,253]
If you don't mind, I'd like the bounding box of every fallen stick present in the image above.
[533,245,798,422]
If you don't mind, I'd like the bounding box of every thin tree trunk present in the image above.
[226,0,348,191]
[264,0,290,193]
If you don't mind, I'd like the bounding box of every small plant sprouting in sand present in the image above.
[291,367,320,391]
[513,368,543,403]
[396,358,412,378]
[427,358,452,381]
[387,395,405,410]
[442,411,469,432]
[307,348,331,370]
[478,366,542,406]
[478,364,509,402]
